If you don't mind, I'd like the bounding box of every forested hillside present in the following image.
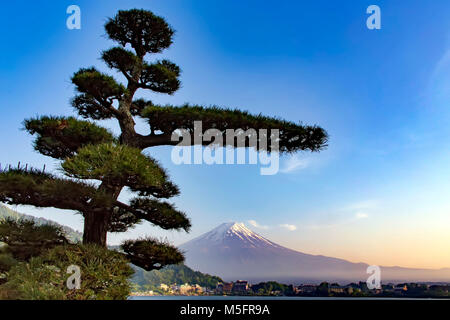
[132,264,223,291]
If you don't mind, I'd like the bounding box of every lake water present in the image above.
[129,296,438,300]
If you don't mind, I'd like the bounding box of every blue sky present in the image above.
[1,1,450,268]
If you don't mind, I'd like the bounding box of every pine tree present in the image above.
[0,9,327,271]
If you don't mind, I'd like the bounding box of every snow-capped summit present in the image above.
[187,222,281,249]
[180,222,450,284]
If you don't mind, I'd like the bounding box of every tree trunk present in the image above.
[82,184,122,247]
[82,210,110,247]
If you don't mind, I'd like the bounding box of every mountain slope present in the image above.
[180,222,450,284]
[0,204,82,243]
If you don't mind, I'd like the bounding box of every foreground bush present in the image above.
[0,244,134,300]
[0,218,68,263]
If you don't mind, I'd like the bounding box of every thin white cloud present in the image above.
[280,224,297,231]
[248,220,297,231]
[280,155,311,173]
[430,48,450,105]
[248,220,269,229]
[433,49,450,76]
[344,201,374,220]
[343,200,378,212]
[305,200,375,230]
[355,212,369,219]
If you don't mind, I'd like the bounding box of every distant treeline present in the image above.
[234,281,450,298]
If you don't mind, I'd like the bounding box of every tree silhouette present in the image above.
[0,9,327,271]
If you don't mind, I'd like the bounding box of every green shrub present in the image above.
[0,250,18,275]
[1,244,134,300]
[0,218,69,262]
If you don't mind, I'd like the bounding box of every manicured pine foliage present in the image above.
[0,9,327,271]
[0,219,69,263]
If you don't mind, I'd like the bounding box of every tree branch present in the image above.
[121,237,184,271]
[24,116,116,159]
[137,104,328,153]
[113,198,190,232]
[0,168,112,212]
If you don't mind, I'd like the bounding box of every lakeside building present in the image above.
[159,284,169,291]
[295,285,317,294]
[179,283,203,295]
[233,280,250,294]
[216,282,233,294]
[158,283,204,295]
[329,285,345,294]
[216,281,250,294]
[329,285,354,295]
[394,284,408,294]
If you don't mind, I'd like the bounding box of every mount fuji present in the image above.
[180,222,450,284]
